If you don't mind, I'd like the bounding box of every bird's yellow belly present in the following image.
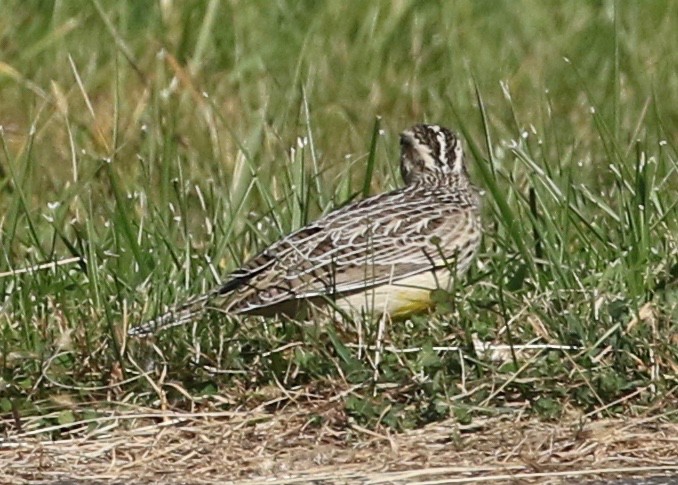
[335,270,453,318]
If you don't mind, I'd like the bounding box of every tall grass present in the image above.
[0,1,676,432]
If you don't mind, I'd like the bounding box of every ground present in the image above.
[3,396,678,483]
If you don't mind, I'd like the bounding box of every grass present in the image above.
[1,0,677,479]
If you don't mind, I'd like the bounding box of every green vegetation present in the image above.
[1,1,676,436]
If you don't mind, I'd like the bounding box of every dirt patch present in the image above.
[2,399,677,484]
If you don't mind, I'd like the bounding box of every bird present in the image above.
[128,124,482,338]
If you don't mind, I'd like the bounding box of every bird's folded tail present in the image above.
[127,293,211,338]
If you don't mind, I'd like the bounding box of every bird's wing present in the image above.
[220,190,478,313]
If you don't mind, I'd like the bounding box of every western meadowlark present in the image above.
[128,124,482,337]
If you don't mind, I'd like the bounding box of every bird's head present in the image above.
[399,124,467,185]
